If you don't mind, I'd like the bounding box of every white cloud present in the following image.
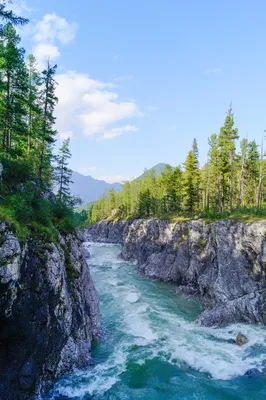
[103,125,139,140]
[97,175,131,183]
[28,14,141,140]
[34,13,78,44]
[32,13,78,69]
[80,95,140,136]
[204,67,222,75]
[55,71,141,139]
[78,166,97,175]
[32,43,60,69]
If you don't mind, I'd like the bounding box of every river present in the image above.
[45,242,266,400]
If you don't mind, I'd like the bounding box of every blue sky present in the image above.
[14,0,266,182]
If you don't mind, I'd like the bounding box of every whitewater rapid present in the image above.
[44,242,266,400]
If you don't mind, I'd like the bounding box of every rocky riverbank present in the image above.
[0,222,101,400]
[85,218,266,327]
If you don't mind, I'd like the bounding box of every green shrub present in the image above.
[30,222,58,242]
[1,158,33,194]
[52,200,76,233]
[33,198,52,226]
[0,206,29,241]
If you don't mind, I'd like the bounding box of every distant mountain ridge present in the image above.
[137,163,168,180]
[70,171,122,203]
[71,163,168,205]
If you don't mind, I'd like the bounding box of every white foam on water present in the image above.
[89,242,266,381]
[126,292,140,303]
[122,302,158,343]
[52,242,266,399]
[86,241,124,269]
[107,278,121,286]
[53,346,128,399]
[139,305,266,380]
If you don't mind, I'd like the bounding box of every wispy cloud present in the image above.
[32,13,78,69]
[102,125,139,140]
[204,67,222,75]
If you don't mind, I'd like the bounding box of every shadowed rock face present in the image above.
[85,219,266,327]
[0,222,101,400]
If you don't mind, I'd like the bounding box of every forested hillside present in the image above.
[89,108,266,223]
[0,4,81,240]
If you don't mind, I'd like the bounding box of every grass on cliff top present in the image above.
[145,208,266,224]
[0,206,29,241]
[91,207,266,225]
[165,208,266,224]
[0,204,63,243]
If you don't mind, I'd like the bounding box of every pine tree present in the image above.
[183,147,200,214]
[218,107,239,212]
[192,138,201,208]
[207,134,220,211]
[26,54,41,156]
[0,1,28,30]
[238,138,248,207]
[122,181,131,217]
[0,23,27,154]
[245,140,259,206]
[36,61,58,194]
[55,138,72,204]
[200,163,209,210]
[109,187,116,212]
[192,138,199,160]
[257,133,265,210]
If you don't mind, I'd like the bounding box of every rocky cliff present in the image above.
[85,219,266,327]
[0,222,101,400]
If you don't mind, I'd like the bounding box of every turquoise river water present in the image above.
[44,242,266,400]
